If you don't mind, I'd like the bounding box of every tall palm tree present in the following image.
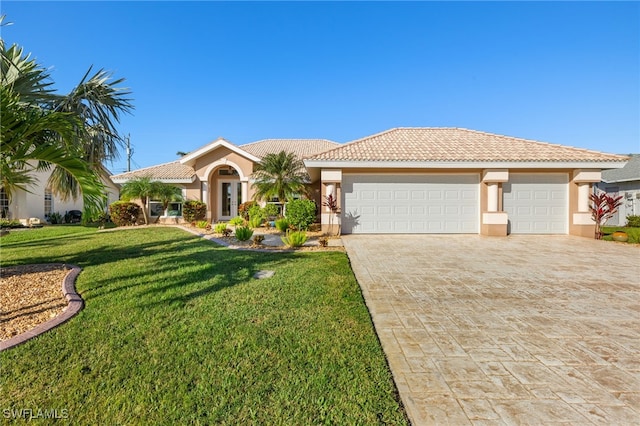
[119,176,155,225]
[47,66,133,201]
[1,35,105,215]
[251,151,308,214]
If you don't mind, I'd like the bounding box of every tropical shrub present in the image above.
[109,201,140,226]
[196,220,209,229]
[275,218,289,233]
[229,216,245,226]
[247,205,266,229]
[626,215,640,228]
[589,192,623,239]
[248,216,263,229]
[238,201,258,220]
[263,203,280,219]
[234,226,253,241]
[214,222,229,234]
[285,199,316,230]
[47,212,63,224]
[182,200,207,222]
[281,230,308,248]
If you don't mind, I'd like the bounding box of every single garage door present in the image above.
[341,174,479,234]
[503,173,568,234]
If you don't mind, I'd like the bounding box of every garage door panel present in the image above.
[504,174,567,234]
[342,174,479,234]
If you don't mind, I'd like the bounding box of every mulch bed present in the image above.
[0,264,70,341]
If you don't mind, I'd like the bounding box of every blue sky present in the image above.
[2,1,639,173]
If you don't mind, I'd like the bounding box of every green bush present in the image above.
[0,219,23,229]
[248,205,266,229]
[183,200,207,222]
[285,199,317,230]
[229,216,245,226]
[234,226,254,241]
[626,215,640,228]
[263,203,280,218]
[47,212,63,224]
[275,218,289,232]
[214,222,229,234]
[196,220,209,229]
[238,201,258,220]
[281,230,308,247]
[248,216,263,229]
[109,201,141,226]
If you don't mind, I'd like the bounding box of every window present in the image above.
[0,188,8,218]
[218,168,239,176]
[149,201,183,217]
[44,188,53,217]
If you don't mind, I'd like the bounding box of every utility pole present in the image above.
[126,134,132,172]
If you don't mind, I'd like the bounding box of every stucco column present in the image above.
[487,183,499,212]
[321,169,342,234]
[201,182,209,219]
[241,180,249,204]
[577,183,590,213]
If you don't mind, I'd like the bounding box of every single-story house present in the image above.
[111,127,628,237]
[2,165,119,225]
[596,154,640,226]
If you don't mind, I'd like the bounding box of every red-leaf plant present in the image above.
[589,192,623,239]
[322,194,340,236]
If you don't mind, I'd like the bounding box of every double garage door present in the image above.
[341,173,568,234]
[342,174,479,234]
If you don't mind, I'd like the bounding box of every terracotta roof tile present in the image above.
[111,161,195,181]
[307,128,628,163]
[240,139,340,159]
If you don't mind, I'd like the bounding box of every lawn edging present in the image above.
[0,264,83,352]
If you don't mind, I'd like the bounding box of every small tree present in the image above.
[590,192,623,239]
[152,182,183,222]
[322,193,340,236]
[120,176,155,225]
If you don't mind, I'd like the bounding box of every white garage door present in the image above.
[341,174,479,234]
[503,174,568,234]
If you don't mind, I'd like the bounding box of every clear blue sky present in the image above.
[2,1,639,174]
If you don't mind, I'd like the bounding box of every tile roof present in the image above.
[111,161,195,181]
[240,139,340,159]
[601,154,640,183]
[306,128,628,163]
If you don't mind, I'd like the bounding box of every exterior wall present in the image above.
[6,167,118,222]
[318,167,602,238]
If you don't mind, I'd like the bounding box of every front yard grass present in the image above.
[1,226,407,424]
[602,226,640,244]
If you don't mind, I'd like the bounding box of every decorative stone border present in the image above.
[0,264,84,352]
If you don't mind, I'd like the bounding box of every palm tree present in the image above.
[152,182,183,222]
[120,177,155,225]
[1,35,105,216]
[47,66,133,201]
[251,151,308,214]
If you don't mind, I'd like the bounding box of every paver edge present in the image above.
[0,264,83,352]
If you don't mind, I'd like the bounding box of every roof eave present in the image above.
[303,160,628,169]
[112,176,196,184]
[180,138,261,166]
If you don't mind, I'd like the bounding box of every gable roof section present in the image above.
[305,128,628,168]
[179,137,261,166]
[111,161,196,183]
[601,154,640,183]
[240,139,340,159]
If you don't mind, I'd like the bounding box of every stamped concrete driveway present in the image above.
[343,235,639,425]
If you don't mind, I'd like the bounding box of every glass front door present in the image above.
[219,181,242,220]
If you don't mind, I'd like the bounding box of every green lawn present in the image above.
[602,226,640,244]
[1,226,407,424]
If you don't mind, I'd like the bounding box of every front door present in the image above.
[219,181,242,221]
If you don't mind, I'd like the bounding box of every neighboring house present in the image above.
[596,154,640,226]
[111,127,628,237]
[2,165,119,224]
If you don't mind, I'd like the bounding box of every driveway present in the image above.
[342,235,640,425]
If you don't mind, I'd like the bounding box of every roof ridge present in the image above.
[111,160,183,177]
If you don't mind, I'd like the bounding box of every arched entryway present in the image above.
[203,160,250,222]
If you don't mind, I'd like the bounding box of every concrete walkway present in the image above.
[343,235,640,425]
